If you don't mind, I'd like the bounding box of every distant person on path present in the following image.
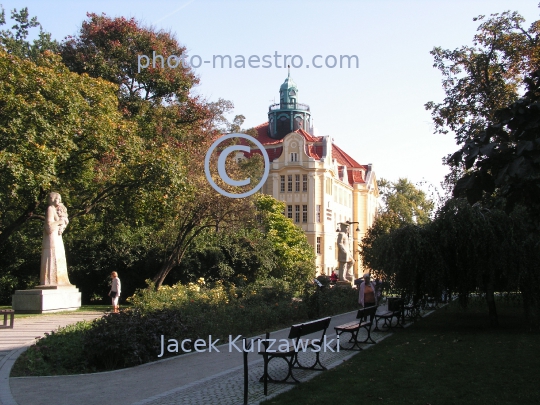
[330,270,338,283]
[109,271,121,313]
[358,273,377,308]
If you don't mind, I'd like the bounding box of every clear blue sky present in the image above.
[3,0,540,196]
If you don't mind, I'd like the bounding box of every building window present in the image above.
[280,175,285,192]
[287,205,292,219]
[326,178,332,195]
[303,174,308,192]
[287,175,293,192]
[290,152,298,162]
[316,205,321,223]
[302,205,307,223]
[316,237,321,254]
[295,174,300,192]
[295,205,300,223]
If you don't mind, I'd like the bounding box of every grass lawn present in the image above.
[0,305,114,318]
[261,299,540,405]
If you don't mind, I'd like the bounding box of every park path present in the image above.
[0,305,420,405]
[0,312,104,405]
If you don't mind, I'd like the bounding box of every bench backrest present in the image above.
[356,306,377,322]
[288,317,331,340]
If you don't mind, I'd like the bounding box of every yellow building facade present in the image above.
[253,73,379,278]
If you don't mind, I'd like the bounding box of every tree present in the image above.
[0,6,59,60]
[362,198,520,326]
[433,199,518,326]
[254,195,316,292]
[426,11,540,146]
[453,70,540,228]
[0,49,135,248]
[360,178,433,277]
[451,70,540,327]
[359,211,401,275]
[426,10,540,187]
[378,178,434,225]
[60,13,204,118]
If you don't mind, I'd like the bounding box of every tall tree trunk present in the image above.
[152,261,176,290]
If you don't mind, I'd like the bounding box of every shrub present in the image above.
[11,321,93,376]
[83,308,189,370]
[303,283,359,319]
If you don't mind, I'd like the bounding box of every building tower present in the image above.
[268,67,313,139]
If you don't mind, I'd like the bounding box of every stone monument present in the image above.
[336,222,354,284]
[12,192,81,313]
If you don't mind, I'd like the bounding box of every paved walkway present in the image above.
[0,306,426,405]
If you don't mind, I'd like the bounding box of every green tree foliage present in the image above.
[362,198,526,326]
[0,48,133,248]
[378,178,434,225]
[360,178,433,275]
[452,70,540,227]
[0,6,59,60]
[170,194,316,294]
[426,10,540,188]
[426,11,540,147]
[359,211,401,275]
[255,195,316,292]
[433,199,519,326]
[451,70,540,328]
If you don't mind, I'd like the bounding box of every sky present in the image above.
[3,0,540,197]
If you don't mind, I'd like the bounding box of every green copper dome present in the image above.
[280,72,298,93]
[279,68,298,106]
[268,70,312,140]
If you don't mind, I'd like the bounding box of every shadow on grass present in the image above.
[261,300,540,405]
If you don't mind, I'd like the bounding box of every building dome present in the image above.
[268,71,312,139]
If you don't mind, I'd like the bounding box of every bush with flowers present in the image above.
[12,277,359,376]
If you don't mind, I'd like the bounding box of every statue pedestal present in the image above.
[335,280,352,288]
[12,285,81,314]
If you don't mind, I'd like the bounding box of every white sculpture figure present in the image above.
[40,192,72,286]
[56,201,69,235]
[337,222,354,282]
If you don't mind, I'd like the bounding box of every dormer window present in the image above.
[290,152,298,162]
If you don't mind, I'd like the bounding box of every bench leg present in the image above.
[334,329,363,351]
[259,354,299,385]
[359,326,376,344]
[293,350,327,370]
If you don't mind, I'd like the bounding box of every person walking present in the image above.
[109,271,121,313]
[358,273,377,308]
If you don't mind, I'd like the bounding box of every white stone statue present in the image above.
[40,192,72,286]
[337,222,354,282]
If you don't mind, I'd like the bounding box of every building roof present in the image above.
[239,122,370,186]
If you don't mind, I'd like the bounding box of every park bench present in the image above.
[0,309,15,329]
[404,301,422,321]
[374,298,404,331]
[334,306,377,350]
[423,296,440,310]
[258,317,331,393]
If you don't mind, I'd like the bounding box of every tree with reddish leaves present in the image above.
[60,13,198,115]
[58,13,260,289]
